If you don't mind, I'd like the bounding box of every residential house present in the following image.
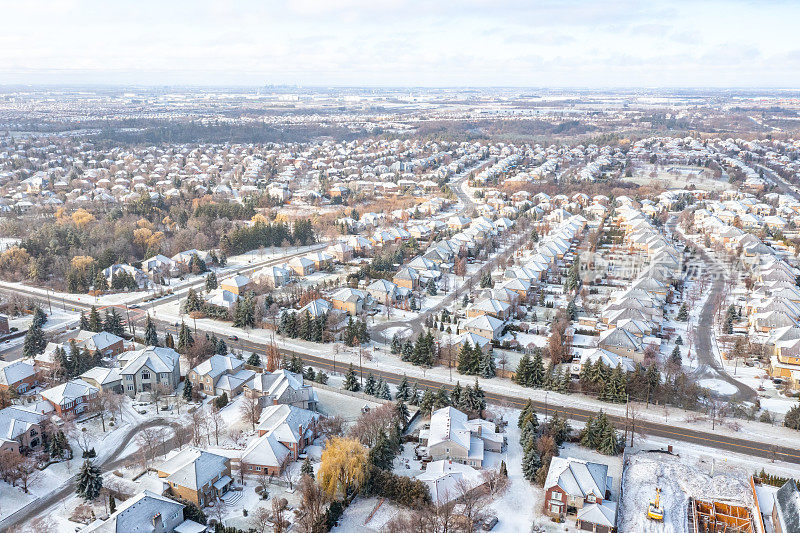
[773,479,800,533]
[420,407,503,468]
[543,456,616,533]
[330,287,368,316]
[244,369,318,410]
[219,275,252,296]
[0,360,40,394]
[41,379,99,416]
[157,447,232,507]
[460,314,505,341]
[81,490,204,533]
[80,367,123,393]
[241,404,321,475]
[288,256,315,276]
[119,347,181,397]
[0,403,50,454]
[187,354,254,397]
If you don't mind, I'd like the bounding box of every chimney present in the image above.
[152,513,163,529]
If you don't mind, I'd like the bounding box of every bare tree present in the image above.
[281,455,297,490]
[189,408,206,446]
[174,425,193,450]
[296,474,327,533]
[272,497,287,533]
[209,406,225,446]
[481,466,508,497]
[240,393,262,432]
[348,404,397,447]
[456,478,489,531]
[318,415,345,440]
[251,506,271,533]
[209,495,229,527]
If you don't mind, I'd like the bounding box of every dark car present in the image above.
[229,335,240,341]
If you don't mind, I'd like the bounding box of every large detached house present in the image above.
[241,404,320,476]
[187,354,255,397]
[419,407,503,468]
[156,447,232,507]
[244,369,318,410]
[82,490,205,533]
[41,379,99,416]
[119,347,181,397]
[543,456,616,533]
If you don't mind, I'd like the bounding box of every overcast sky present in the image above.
[1,0,798,87]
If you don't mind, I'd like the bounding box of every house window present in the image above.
[127,385,133,391]
[255,466,261,471]
[550,504,561,514]
[142,371,151,380]
[587,495,596,503]
[551,490,561,499]
[126,375,133,381]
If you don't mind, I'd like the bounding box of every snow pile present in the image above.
[618,452,753,533]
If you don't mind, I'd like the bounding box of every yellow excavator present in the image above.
[648,488,665,521]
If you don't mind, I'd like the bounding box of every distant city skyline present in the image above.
[2,0,799,87]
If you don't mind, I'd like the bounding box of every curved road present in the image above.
[667,217,756,402]
[0,417,181,532]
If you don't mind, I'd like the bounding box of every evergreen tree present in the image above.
[401,340,413,362]
[409,381,420,406]
[426,279,437,296]
[451,381,463,409]
[315,370,328,384]
[75,459,103,501]
[178,322,194,352]
[598,423,621,455]
[94,272,108,291]
[395,400,410,426]
[515,353,532,386]
[785,403,800,430]
[343,364,360,392]
[165,332,175,349]
[304,366,316,381]
[520,411,539,448]
[479,349,496,378]
[390,334,401,355]
[88,306,102,332]
[79,311,89,330]
[518,399,534,427]
[379,380,391,400]
[670,345,682,366]
[521,440,541,482]
[215,338,227,355]
[184,288,203,313]
[500,460,508,477]
[205,272,218,291]
[301,456,314,476]
[457,341,476,375]
[369,431,396,470]
[395,375,410,401]
[183,380,193,401]
[530,349,545,387]
[364,373,377,396]
[144,314,159,346]
[246,353,261,367]
[103,308,124,336]
[22,323,45,358]
[676,303,688,321]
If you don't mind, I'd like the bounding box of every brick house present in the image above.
[241,404,320,476]
[543,457,616,533]
[40,379,99,416]
[0,360,40,394]
[157,447,232,507]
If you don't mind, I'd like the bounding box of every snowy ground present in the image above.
[332,496,401,532]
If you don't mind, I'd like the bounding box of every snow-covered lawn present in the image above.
[333,496,401,532]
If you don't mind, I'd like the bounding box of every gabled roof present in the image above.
[119,347,180,376]
[82,490,185,532]
[41,379,98,406]
[191,354,244,380]
[0,359,36,386]
[545,456,609,500]
[257,404,320,444]
[158,447,228,491]
[775,479,800,533]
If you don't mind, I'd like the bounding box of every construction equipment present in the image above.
[648,488,665,521]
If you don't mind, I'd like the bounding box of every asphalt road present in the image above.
[224,337,800,465]
[666,217,757,403]
[0,417,181,533]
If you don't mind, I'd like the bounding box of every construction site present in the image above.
[688,498,755,533]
